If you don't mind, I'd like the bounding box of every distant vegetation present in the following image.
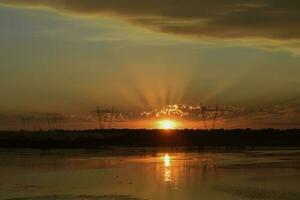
[0,129,300,149]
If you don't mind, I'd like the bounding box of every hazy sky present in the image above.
[0,1,300,129]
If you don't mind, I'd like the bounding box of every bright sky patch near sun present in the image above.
[0,1,300,129]
[157,119,178,130]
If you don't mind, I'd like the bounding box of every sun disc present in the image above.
[158,119,177,130]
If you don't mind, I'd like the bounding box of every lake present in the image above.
[0,148,300,200]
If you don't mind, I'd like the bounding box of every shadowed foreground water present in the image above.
[0,148,300,200]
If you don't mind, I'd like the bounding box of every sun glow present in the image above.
[158,119,177,130]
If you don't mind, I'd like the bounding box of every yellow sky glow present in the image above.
[157,119,178,130]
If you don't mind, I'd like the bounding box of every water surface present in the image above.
[0,148,300,200]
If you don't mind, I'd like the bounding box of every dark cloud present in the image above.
[0,0,300,41]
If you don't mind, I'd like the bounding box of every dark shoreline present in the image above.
[1,129,300,149]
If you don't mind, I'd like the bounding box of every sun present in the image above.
[158,119,177,130]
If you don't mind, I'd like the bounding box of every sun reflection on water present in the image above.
[164,154,171,167]
[163,154,171,182]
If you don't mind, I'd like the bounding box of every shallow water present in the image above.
[0,148,300,200]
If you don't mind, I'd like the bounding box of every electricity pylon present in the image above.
[19,115,33,131]
[92,107,117,129]
[45,113,63,131]
[200,103,222,130]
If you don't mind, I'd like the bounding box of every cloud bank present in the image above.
[2,104,300,130]
[0,0,300,43]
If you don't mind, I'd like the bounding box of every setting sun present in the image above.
[158,119,177,130]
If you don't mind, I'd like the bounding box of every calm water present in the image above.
[0,148,300,200]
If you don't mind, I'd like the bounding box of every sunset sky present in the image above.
[0,1,300,129]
